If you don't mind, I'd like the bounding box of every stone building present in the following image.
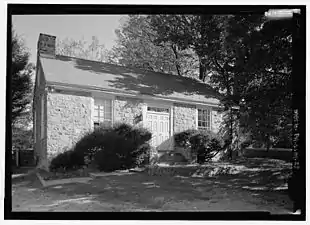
[33,33,224,170]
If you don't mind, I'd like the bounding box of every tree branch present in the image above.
[171,44,182,76]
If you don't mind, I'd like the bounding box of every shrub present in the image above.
[134,143,151,167]
[113,123,152,147]
[174,129,199,148]
[173,129,224,163]
[49,149,76,171]
[49,122,152,172]
[93,131,136,171]
[189,130,224,164]
[92,129,151,171]
[72,124,115,167]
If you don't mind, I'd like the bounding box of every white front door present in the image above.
[145,106,171,150]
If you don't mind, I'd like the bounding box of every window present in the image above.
[93,99,112,128]
[198,108,211,130]
[147,106,169,113]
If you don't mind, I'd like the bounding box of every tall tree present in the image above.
[149,15,222,81]
[11,30,34,125]
[215,15,293,150]
[56,36,108,62]
[109,15,198,77]
[149,14,293,150]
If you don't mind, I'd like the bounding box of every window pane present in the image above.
[198,121,202,127]
[94,108,99,115]
[105,113,112,120]
[147,106,169,113]
[94,99,113,126]
[198,113,202,120]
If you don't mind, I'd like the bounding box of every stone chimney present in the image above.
[37,33,56,58]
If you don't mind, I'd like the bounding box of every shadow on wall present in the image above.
[57,55,222,100]
[153,137,189,164]
[156,137,174,151]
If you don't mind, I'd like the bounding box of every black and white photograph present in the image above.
[5,3,306,221]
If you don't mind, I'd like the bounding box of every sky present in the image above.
[12,15,125,64]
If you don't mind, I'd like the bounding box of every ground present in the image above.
[12,158,293,212]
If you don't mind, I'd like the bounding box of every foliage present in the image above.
[149,15,222,81]
[189,130,224,164]
[93,131,136,171]
[217,16,292,150]
[49,123,152,172]
[134,143,151,167]
[49,150,76,171]
[109,15,198,78]
[56,36,108,62]
[11,30,34,124]
[174,129,199,148]
[92,124,152,171]
[174,129,223,163]
[148,14,293,154]
[12,126,33,151]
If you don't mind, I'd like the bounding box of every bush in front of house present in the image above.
[93,124,152,171]
[173,129,224,163]
[93,131,136,171]
[174,129,199,148]
[189,130,224,164]
[50,122,152,172]
[133,143,151,167]
[49,149,77,171]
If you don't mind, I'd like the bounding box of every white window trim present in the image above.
[91,92,115,127]
[196,107,213,131]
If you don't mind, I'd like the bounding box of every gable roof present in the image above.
[39,55,222,105]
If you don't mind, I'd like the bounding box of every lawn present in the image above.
[12,158,293,212]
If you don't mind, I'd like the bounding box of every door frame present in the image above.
[143,100,174,150]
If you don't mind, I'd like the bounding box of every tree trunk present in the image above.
[171,45,182,76]
[199,57,207,81]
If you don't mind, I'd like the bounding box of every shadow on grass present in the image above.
[12,158,293,211]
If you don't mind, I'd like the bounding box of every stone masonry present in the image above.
[173,103,197,133]
[40,90,222,169]
[46,91,93,168]
[114,96,146,127]
[211,109,223,133]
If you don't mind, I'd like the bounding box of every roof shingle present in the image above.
[40,55,222,105]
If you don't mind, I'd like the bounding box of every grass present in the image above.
[37,168,93,181]
[12,157,293,212]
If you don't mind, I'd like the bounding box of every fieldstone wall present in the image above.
[173,103,196,133]
[211,109,223,133]
[114,96,146,127]
[46,91,93,169]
